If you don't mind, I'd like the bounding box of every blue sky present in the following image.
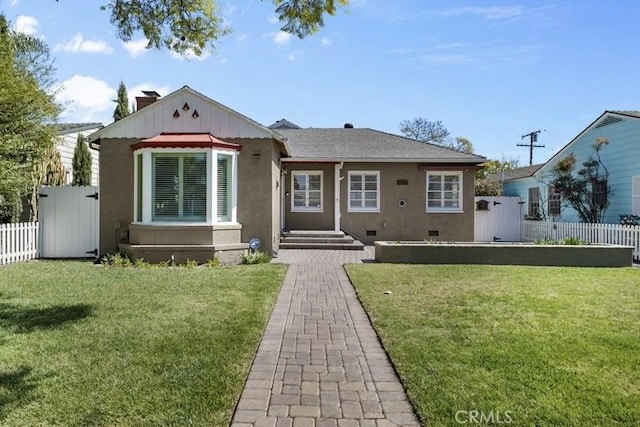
[4,0,640,164]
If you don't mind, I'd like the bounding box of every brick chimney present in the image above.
[135,90,161,110]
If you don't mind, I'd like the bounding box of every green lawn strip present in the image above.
[345,264,640,426]
[0,261,286,426]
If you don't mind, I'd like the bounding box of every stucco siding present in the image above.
[283,162,476,243]
[340,163,475,244]
[236,138,280,254]
[99,138,136,255]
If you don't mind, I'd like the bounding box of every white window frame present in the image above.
[291,171,323,212]
[633,175,640,216]
[425,171,463,213]
[348,171,380,213]
[133,147,238,225]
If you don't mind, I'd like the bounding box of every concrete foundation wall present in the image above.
[129,223,241,245]
[375,242,633,267]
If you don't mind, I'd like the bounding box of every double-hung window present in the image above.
[426,172,462,212]
[528,187,540,218]
[348,171,380,212]
[548,186,561,217]
[292,171,323,211]
[152,153,207,221]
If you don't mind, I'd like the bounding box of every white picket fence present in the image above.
[0,222,39,265]
[522,220,640,262]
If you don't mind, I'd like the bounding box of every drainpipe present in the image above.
[334,162,343,232]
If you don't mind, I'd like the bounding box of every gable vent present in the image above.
[595,116,623,128]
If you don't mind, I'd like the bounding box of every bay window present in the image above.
[134,148,238,224]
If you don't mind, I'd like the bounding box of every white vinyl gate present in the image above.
[474,196,522,242]
[39,186,99,258]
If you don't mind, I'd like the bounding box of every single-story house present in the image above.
[503,111,640,223]
[89,86,485,263]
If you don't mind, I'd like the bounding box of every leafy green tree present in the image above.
[89,0,348,55]
[474,158,520,196]
[0,15,60,222]
[113,81,130,121]
[548,138,610,223]
[72,134,92,186]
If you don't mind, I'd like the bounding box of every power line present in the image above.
[517,130,544,166]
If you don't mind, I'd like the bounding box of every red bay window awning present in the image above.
[131,133,241,151]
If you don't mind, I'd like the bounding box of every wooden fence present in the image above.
[522,220,640,262]
[0,222,39,265]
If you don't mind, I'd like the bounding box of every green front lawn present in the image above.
[346,264,640,426]
[0,261,286,426]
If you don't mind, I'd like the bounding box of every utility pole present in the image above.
[517,130,544,166]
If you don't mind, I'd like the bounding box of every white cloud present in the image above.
[236,33,248,42]
[273,31,291,46]
[122,39,149,58]
[13,15,38,35]
[287,52,297,62]
[438,6,525,20]
[170,49,211,61]
[267,15,279,24]
[54,34,114,54]
[10,0,19,7]
[321,37,332,47]
[55,75,116,122]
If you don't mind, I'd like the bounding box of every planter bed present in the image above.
[374,241,633,267]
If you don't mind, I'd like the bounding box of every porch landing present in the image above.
[280,231,364,250]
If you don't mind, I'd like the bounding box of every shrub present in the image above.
[101,252,132,267]
[241,251,270,264]
[206,258,220,268]
[182,259,199,269]
[562,236,589,245]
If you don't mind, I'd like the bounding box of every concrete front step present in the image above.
[282,230,346,239]
[282,236,355,244]
[279,241,365,250]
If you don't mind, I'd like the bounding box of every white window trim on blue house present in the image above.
[133,147,239,225]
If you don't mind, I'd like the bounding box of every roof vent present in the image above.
[344,123,354,128]
[595,115,623,128]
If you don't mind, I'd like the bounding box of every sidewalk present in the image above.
[230,248,420,427]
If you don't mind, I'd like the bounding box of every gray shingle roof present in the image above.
[277,128,486,163]
[609,110,640,118]
[487,163,543,182]
[268,119,302,130]
[56,122,103,134]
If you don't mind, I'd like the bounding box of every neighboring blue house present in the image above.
[503,111,640,223]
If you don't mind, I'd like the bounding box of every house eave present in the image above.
[281,157,485,164]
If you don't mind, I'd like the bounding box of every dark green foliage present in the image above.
[0,14,60,222]
[72,134,92,186]
[112,80,130,121]
[98,0,347,55]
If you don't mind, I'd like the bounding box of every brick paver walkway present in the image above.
[231,249,420,427]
